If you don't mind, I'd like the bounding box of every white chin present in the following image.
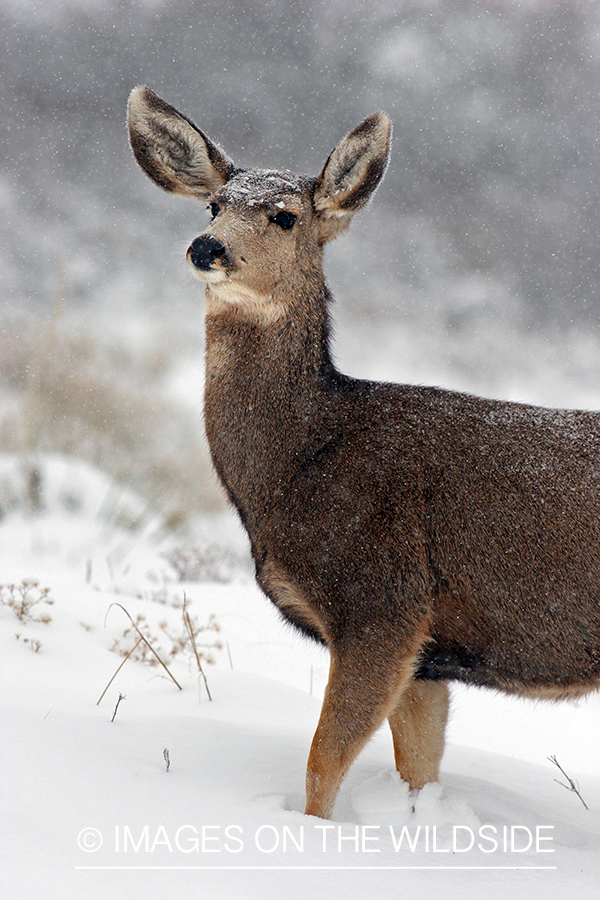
[188,264,227,284]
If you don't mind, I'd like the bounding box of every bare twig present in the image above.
[163,748,171,772]
[111,692,126,722]
[97,637,143,705]
[183,595,212,701]
[103,602,183,691]
[548,755,589,810]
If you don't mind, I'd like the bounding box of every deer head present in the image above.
[128,86,391,316]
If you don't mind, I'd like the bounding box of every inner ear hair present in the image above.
[128,86,235,200]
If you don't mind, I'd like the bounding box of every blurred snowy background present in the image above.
[3,0,600,526]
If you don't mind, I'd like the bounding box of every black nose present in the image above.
[188,235,226,270]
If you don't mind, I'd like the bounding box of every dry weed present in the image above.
[110,609,221,669]
[0,580,54,624]
[165,545,241,583]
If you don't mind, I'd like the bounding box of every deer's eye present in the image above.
[269,210,297,230]
[209,202,220,220]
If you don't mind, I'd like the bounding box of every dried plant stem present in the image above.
[104,602,183,691]
[97,637,143,705]
[183,595,212,701]
[548,755,589,810]
[111,692,126,722]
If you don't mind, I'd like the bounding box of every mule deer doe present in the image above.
[128,86,600,820]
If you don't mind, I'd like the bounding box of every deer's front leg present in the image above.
[305,635,424,819]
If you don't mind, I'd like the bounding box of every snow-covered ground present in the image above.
[1,453,599,899]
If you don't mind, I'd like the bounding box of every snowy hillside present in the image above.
[1,454,599,899]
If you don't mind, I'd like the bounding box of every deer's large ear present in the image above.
[127,86,235,201]
[314,112,391,243]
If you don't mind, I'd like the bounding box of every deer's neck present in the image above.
[203,285,336,537]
